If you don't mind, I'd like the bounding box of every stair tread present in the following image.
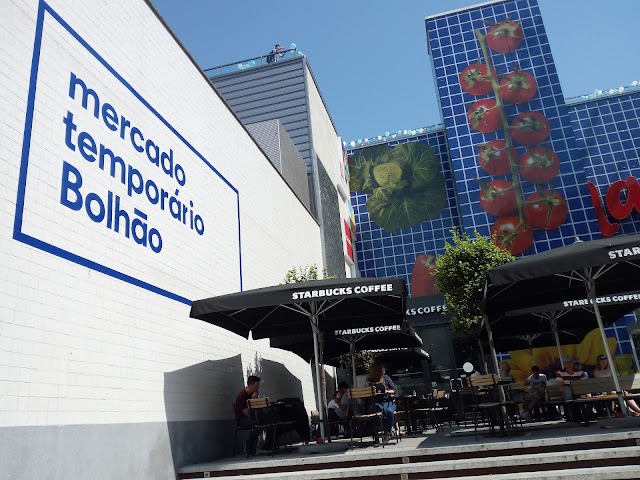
[420,465,640,480]
[180,430,640,474]
[201,446,640,479]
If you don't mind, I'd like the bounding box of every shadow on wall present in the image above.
[246,352,304,402]
[163,355,244,473]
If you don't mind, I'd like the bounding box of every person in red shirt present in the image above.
[556,357,584,400]
[234,376,261,455]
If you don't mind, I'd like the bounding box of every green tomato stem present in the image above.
[475,29,526,227]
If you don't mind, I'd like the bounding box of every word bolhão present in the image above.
[59,72,206,253]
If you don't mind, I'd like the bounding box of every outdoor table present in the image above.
[396,396,419,434]
[493,383,528,436]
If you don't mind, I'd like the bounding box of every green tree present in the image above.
[338,350,376,375]
[433,229,514,352]
[283,264,333,283]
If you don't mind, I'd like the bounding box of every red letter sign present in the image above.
[587,181,619,237]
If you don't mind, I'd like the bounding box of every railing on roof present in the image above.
[204,48,301,77]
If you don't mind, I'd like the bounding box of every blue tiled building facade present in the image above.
[348,0,640,358]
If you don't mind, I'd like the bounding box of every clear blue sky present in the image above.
[152,0,639,144]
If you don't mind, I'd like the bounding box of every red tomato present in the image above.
[499,70,537,104]
[411,254,440,297]
[468,99,501,133]
[479,180,517,216]
[524,190,568,230]
[486,20,524,54]
[478,140,515,176]
[519,147,560,184]
[459,64,494,96]
[491,217,533,255]
[511,111,550,146]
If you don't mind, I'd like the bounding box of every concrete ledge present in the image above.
[186,446,640,479]
[178,430,640,475]
[448,465,640,480]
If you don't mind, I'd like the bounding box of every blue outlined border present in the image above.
[13,0,243,306]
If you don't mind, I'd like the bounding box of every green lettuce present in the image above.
[348,142,446,233]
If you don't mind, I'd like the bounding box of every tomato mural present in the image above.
[459,18,568,255]
[459,64,494,96]
[478,140,513,176]
[410,254,439,297]
[485,20,524,53]
[478,180,517,216]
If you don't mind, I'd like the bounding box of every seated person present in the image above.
[328,382,351,433]
[234,375,261,455]
[367,360,396,444]
[556,356,584,400]
[594,354,640,416]
[521,366,547,421]
[573,360,589,379]
[499,360,514,382]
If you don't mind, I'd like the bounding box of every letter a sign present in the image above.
[588,176,640,237]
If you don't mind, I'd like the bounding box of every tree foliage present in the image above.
[283,264,334,283]
[434,229,514,344]
[338,350,376,375]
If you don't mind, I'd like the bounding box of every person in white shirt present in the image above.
[328,381,350,422]
[522,366,547,421]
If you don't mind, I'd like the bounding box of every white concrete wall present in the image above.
[305,67,354,278]
[0,0,323,477]
[305,66,344,189]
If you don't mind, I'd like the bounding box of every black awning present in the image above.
[190,277,407,340]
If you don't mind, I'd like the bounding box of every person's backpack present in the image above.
[266,53,275,63]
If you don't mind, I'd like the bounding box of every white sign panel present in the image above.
[14,3,242,305]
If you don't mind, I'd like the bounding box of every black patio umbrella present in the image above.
[482,296,640,363]
[484,234,640,414]
[190,277,407,438]
[271,323,423,381]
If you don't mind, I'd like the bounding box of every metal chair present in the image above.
[232,402,252,456]
[247,397,295,456]
[468,374,501,440]
[348,386,386,447]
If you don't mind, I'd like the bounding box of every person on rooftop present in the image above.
[266,44,286,63]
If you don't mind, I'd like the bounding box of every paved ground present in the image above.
[179,416,640,473]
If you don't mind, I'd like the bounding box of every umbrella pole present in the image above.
[477,339,488,374]
[550,317,563,367]
[349,336,357,386]
[484,317,501,377]
[310,307,326,439]
[527,336,535,366]
[485,316,509,430]
[629,335,640,372]
[587,277,628,416]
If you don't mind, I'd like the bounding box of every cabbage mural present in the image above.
[348,142,447,234]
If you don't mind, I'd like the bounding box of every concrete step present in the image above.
[187,446,640,479]
[427,465,640,480]
[178,431,640,478]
